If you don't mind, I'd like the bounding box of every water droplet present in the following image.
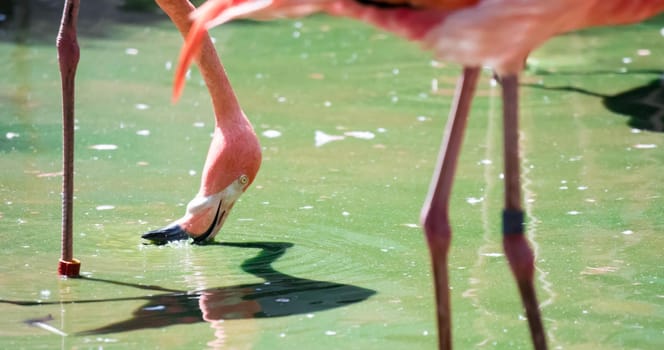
[275,297,290,303]
[299,205,313,210]
[188,170,197,176]
[5,132,19,140]
[342,211,350,217]
[193,122,205,128]
[90,144,118,151]
[633,144,656,149]
[466,197,484,205]
[577,186,588,191]
[135,103,149,110]
[637,49,651,56]
[125,48,139,55]
[40,290,51,298]
[479,159,492,165]
[136,130,150,136]
[325,331,337,336]
[567,210,581,215]
[323,101,332,107]
[95,205,115,211]
[622,230,634,235]
[143,305,166,311]
[481,252,503,257]
[622,57,632,64]
[262,130,282,138]
[315,130,345,147]
[344,131,375,140]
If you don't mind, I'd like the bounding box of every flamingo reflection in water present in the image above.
[2,242,375,344]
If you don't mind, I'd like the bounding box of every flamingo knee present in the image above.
[421,205,452,253]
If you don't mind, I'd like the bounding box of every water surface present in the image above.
[1,8,663,350]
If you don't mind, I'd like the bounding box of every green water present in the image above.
[1,8,663,350]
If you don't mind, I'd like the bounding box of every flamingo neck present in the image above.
[157,0,244,125]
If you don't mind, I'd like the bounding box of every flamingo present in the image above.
[153,1,664,349]
[141,0,262,244]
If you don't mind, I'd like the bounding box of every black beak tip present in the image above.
[141,224,190,245]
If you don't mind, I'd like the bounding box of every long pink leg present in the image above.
[56,0,81,277]
[500,74,547,349]
[421,66,480,350]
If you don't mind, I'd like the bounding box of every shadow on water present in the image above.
[523,75,664,132]
[0,241,376,335]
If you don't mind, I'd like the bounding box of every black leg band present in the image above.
[502,209,524,236]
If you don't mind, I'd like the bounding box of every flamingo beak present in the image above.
[142,175,250,245]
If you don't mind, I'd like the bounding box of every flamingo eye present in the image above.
[239,174,249,185]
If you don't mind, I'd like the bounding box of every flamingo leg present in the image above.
[56,0,81,277]
[500,74,547,350]
[421,66,480,350]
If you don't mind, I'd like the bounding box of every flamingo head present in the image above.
[142,166,260,245]
[142,114,262,245]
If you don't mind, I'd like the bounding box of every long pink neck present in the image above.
[156,0,243,125]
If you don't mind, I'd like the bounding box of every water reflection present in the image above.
[1,242,375,337]
[525,75,664,132]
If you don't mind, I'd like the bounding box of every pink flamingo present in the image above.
[156,1,664,349]
[141,0,262,244]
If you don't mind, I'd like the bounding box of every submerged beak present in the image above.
[142,175,249,245]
